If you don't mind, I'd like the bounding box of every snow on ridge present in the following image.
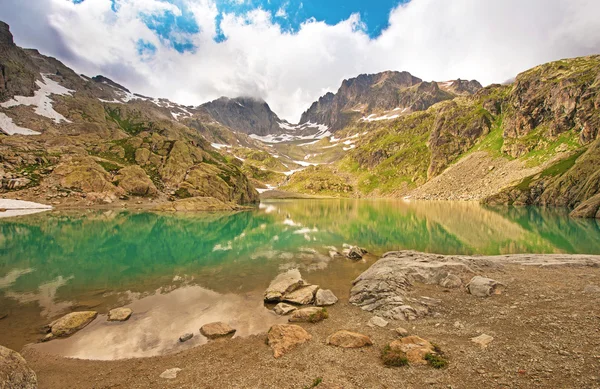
[1,74,73,124]
[211,143,231,150]
[0,113,40,135]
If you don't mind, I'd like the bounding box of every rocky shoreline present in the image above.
[2,249,600,388]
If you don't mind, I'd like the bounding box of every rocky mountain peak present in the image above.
[200,96,282,136]
[92,75,131,93]
[0,21,13,47]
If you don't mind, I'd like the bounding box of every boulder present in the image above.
[114,165,158,197]
[288,307,328,323]
[273,303,297,316]
[282,285,319,305]
[388,336,436,365]
[0,345,37,389]
[326,330,372,348]
[200,322,236,339]
[467,276,505,297]
[48,311,98,337]
[368,316,388,328]
[267,324,311,358]
[107,307,132,322]
[264,269,306,302]
[159,368,182,379]
[471,334,494,348]
[315,289,338,306]
[440,274,462,289]
[179,333,193,342]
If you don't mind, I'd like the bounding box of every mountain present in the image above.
[299,70,482,131]
[0,21,258,208]
[200,96,282,136]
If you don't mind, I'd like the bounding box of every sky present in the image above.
[3,0,600,122]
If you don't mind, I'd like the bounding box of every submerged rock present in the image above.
[282,285,319,305]
[343,245,368,260]
[48,311,98,338]
[264,269,306,302]
[273,303,297,315]
[315,289,338,306]
[200,322,236,339]
[288,307,328,323]
[467,276,505,297]
[0,345,37,389]
[107,307,132,322]
[326,330,372,348]
[267,324,311,358]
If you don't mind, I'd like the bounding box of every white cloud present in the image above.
[2,0,600,122]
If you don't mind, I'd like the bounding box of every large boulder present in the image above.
[0,345,37,389]
[200,322,236,339]
[466,276,505,297]
[326,331,372,348]
[267,324,311,358]
[264,269,306,302]
[47,311,98,338]
[282,285,319,305]
[114,165,158,197]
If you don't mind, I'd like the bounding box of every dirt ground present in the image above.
[20,262,600,389]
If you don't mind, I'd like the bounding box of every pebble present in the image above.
[179,333,193,342]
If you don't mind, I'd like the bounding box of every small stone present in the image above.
[107,307,132,322]
[326,330,372,348]
[288,307,328,323]
[160,368,182,379]
[471,334,494,348]
[368,316,388,328]
[200,322,236,339]
[179,333,193,342]
[273,302,297,315]
[394,327,409,337]
[467,276,505,297]
[267,324,311,358]
[344,246,368,260]
[315,289,338,306]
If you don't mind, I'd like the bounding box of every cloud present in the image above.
[2,0,600,123]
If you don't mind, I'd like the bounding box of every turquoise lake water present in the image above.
[1,199,600,353]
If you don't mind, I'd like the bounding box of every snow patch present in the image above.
[0,113,40,135]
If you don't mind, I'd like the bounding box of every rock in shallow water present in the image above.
[48,311,98,337]
[267,324,311,358]
[200,322,236,339]
[344,245,368,260]
[107,307,132,322]
[315,289,338,306]
[264,269,306,302]
[0,345,37,389]
[282,285,319,305]
[273,302,297,315]
[326,330,372,348]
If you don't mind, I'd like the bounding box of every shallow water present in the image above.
[1,199,599,358]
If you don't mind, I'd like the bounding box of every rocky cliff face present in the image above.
[200,96,283,136]
[0,21,38,102]
[299,71,482,131]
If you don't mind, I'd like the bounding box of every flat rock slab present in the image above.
[471,334,494,348]
[264,269,306,302]
[200,322,236,339]
[107,307,132,322]
[288,307,328,323]
[0,345,37,389]
[273,302,297,315]
[315,289,338,306]
[282,285,318,305]
[267,324,311,358]
[467,276,505,297]
[160,368,182,379]
[49,311,98,337]
[326,330,372,348]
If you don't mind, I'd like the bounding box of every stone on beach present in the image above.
[368,316,388,328]
[471,334,494,348]
[107,307,132,322]
[200,322,236,339]
[48,311,98,337]
[267,324,312,358]
[264,269,306,302]
[273,303,297,315]
[388,336,436,365]
[326,330,372,348]
[315,289,338,306]
[282,285,319,305]
[0,345,37,389]
[467,276,505,297]
[179,333,193,342]
[288,307,328,323]
[159,368,182,379]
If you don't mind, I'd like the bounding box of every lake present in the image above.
[1,199,600,358]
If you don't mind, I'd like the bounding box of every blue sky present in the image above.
[74,0,407,52]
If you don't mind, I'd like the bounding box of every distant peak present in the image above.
[91,75,130,93]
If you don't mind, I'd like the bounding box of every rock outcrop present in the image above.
[200,97,282,136]
[0,345,37,389]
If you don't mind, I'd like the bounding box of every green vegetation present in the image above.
[308,308,329,323]
[424,353,448,369]
[303,377,323,389]
[280,166,353,196]
[106,107,152,136]
[381,345,409,367]
[97,160,121,174]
